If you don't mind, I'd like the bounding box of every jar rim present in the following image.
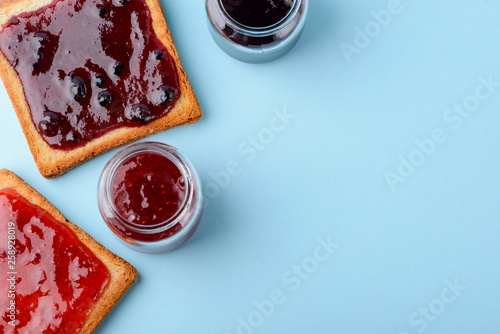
[99,141,195,234]
[216,0,301,36]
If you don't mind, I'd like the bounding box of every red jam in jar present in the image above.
[0,188,110,333]
[111,153,186,229]
[0,0,180,150]
[98,142,203,253]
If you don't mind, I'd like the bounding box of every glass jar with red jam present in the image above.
[207,0,309,63]
[98,142,203,253]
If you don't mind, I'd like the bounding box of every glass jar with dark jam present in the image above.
[207,0,309,63]
[98,142,203,253]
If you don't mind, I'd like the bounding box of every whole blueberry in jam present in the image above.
[98,91,112,106]
[39,111,62,137]
[159,86,175,105]
[70,76,87,101]
[113,61,124,75]
[95,74,104,87]
[32,31,56,73]
[127,104,152,124]
[154,50,163,60]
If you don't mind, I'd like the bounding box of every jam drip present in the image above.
[0,189,110,333]
[0,0,180,150]
[221,0,294,28]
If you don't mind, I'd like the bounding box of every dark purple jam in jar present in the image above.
[221,0,293,28]
[207,0,308,63]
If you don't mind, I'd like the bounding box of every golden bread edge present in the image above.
[0,168,138,333]
[0,0,202,179]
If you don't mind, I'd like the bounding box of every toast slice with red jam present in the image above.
[0,168,137,333]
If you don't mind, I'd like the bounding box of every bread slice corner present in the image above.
[0,168,138,333]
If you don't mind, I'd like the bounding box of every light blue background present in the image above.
[1,0,500,333]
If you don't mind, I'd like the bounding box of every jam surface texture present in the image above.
[0,0,180,150]
[221,0,293,28]
[110,152,186,241]
[0,189,110,333]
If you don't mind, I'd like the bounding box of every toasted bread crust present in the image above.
[0,168,138,333]
[0,0,202,178]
